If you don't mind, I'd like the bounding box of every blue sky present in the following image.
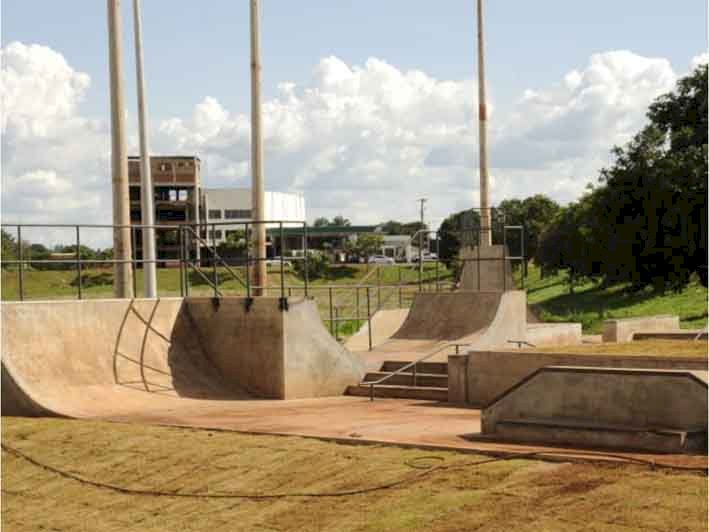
[1,1,707,233]
[3,1,705,120]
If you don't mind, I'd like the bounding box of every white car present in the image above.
[266,257,293,269]
[368,255,395,264]
[412,252,438,263]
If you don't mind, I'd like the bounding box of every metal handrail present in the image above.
[364,342,472,401]
[182,226,248,290]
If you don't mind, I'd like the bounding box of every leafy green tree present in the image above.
[293,251,330,279]
[313,217,330,228]
[1,230,17,267]
[351,233,384,261]
[331,215,351,227]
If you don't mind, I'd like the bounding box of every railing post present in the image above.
[334,305,339,341]
[377,266,381,309]
[211,223,219,298]
[398,266,402,308]
[413,363,417,387]
[17,226,24,302]
[355,286,361,329]
[477,239,481,290]
[280,222,285,300]
[329,286,334,336]
[436,233,441,292]
[75,226,82,300]
[303,223,309,298]
[131,226,137,298]
[245,222,251,299]
[503,225,507,291]
[366,286,372,351]
[179,227,185,297]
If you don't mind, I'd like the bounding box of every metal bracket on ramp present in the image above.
[244,297,254,313]
[279,297,289,312]
[211,297,221,311]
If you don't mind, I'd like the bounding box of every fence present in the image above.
[1,221,526,347]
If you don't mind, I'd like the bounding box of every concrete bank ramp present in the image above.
[481,366,708,453]
[359,291,526,367]
[2,297,365,418]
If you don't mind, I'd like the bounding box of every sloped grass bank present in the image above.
[525,265,708,333]
[2,418,707,532]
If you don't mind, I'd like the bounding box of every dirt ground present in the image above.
[526,339,708,357]
[2,418,707,532]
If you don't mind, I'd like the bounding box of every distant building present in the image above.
[201,188,306,247]
[128,155,201,262]
[128,157,306,262]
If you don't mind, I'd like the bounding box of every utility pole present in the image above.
[132,0,157,298]
[476,0,492,247]
[417,198,427,289]
[250,0,267,296]
[107,0,134,298]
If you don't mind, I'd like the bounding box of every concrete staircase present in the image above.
[347,361,448,401]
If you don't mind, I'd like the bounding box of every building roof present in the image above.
[267,225,379,236]
[128,155,201,161]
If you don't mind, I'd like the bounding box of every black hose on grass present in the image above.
[2,443,705,501]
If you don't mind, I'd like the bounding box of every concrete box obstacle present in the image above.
[602,315,680,343]
[448,349,708,407]
[480,366,708,453]
[1,297,365,418]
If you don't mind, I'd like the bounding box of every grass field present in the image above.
[524,265,708,333]
[2,261,706,336]
[2,418,707,532]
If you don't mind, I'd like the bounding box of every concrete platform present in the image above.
[77,396,707,469]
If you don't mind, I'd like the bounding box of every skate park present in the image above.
[2,1,709,530]
[2,219,707,468]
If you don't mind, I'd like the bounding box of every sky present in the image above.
[1,1,707,246]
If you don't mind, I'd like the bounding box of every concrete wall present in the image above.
[525,323,582,347]
[482,366,708,433]
[602,315,680,343]
[448,349,708,407]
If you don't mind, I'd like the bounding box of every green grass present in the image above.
[524,265,708,334]
[3,418,707,532]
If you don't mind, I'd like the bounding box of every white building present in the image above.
[201,188,306,245]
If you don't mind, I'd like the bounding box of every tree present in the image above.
[496,195,560,262]
[313,217,330,228]
[1,230,17,267]
[345,233,384,261]
[331,215,351,227]
[536,65,708,292]
[293,251,330,280]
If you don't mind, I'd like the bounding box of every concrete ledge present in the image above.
[602,315,680,343]
[526,323,582,347]
[481,366,708,453]
[448,349,708,407]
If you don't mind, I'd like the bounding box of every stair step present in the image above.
[347,384,448,401]
[381,361,448,375]
[362,372,448,388]
[493,418,707,454]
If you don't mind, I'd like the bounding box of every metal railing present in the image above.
[363,342,472,401]
[1,220,527,350]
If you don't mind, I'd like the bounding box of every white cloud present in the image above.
[691,52,709,69]
[1,42,111,246]
[1,42,684,242]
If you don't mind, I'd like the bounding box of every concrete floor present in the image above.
[100,396,707,469]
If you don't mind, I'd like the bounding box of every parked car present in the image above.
[412,252,438,263]
[368,255,395,265]
[266,256,293,269]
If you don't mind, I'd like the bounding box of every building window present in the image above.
[129,187,140,201]
[178,190,188,201]
[130,209,141,222]
[209,209,222,220]
[157,209,187,222]
[208,230,223,240]
[225,209,252,219]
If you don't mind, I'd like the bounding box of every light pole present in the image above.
[250,0,267,296]
[107,0,134,298]
[132,0,157,298]
[476,0,492,247]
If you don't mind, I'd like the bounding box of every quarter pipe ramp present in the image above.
[2,297,365,418]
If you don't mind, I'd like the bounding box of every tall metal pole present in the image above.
[108,0,134,298]
[477,0,492,247]
[250,0,267,296]
[132,0,157,298]
[417,198,427,287]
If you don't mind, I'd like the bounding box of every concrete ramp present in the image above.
[357,291,526,368]
[481,366,708,453]
[2,297,365,418]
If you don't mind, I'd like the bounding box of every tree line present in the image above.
[440,65,708,293]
